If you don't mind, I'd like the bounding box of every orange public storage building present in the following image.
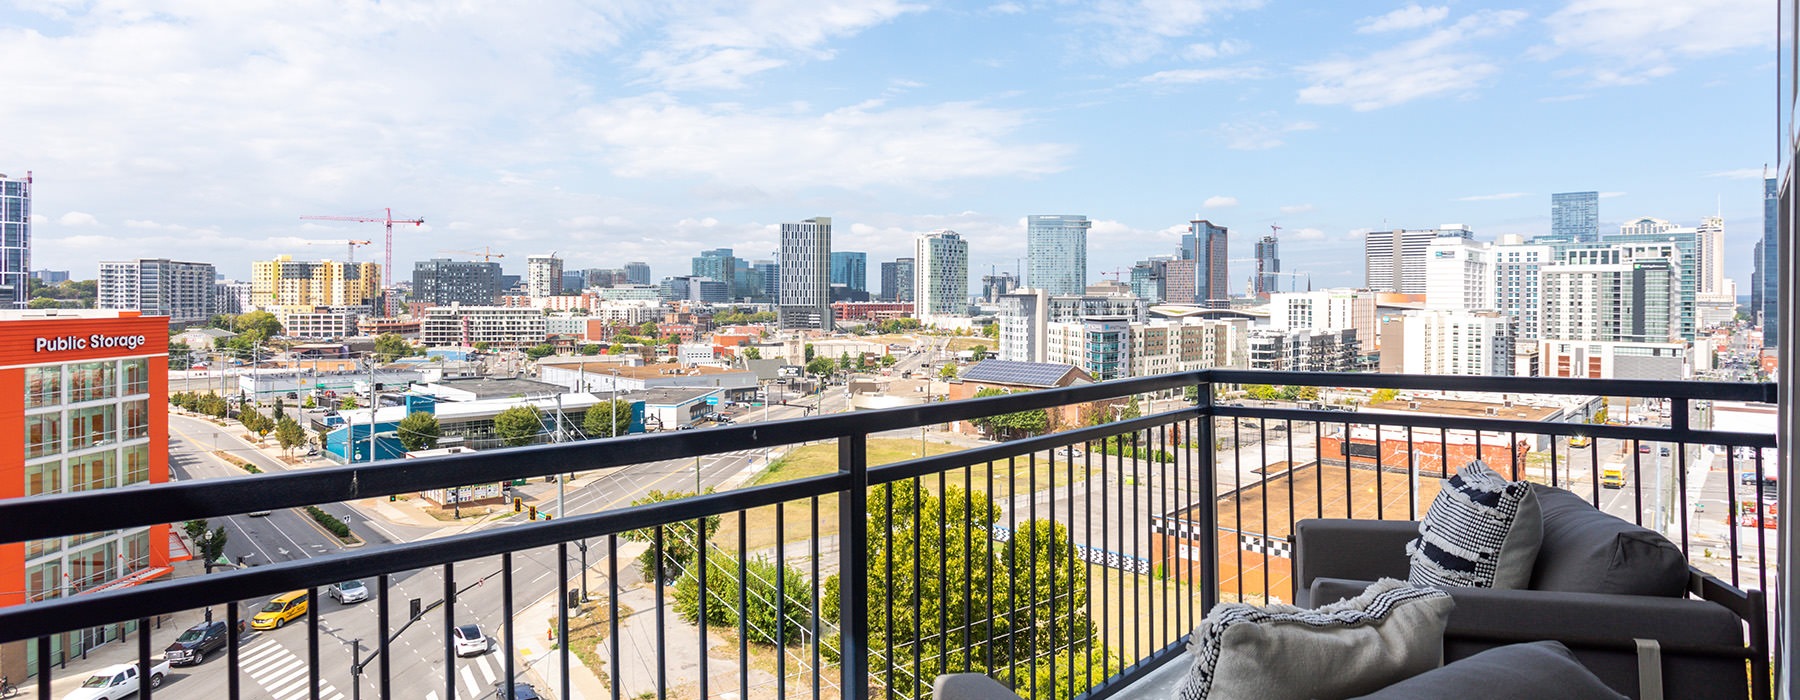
[0,310,170,677]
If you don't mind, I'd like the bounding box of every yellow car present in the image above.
[1568,435,1591,448]
[250,590,309,630]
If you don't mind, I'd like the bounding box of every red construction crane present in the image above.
[304,239,372,263]
[1270,223,1282,237]
[299,208,425,291]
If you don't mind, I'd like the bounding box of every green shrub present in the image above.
[671,551,812,646]
[305,506,353,538]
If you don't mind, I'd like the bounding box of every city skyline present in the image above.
[0,2,1774,292]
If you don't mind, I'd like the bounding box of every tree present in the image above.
[939,363,958,380]
[340,395,359,410]
[579,343,602,356]
[804,343,816,361]
[185,520,229,573]
[982,323,999,339]
[583,399,633,438]
[837,352,853,371]
[275,416,307,456]
[301,394,316,409]
[621,490,719,581]
[824,482,1114,698]
[473,341,492,352]
[1370,388,1399,405]
[805,357,835,382]
[968,387,1049,440]
[374,333,417,361]
[233,310,283,339]
[494,405,544,446]
[26,297,63,309]
[969,344,988,359]
[743,347,761,360]
[673,552,812,646]
[239,410,268,442]
[397,411,441,451]
[525,343,556,361]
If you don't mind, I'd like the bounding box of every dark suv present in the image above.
[165,620,230,666]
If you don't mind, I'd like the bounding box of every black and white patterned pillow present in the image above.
[1176,579,1454,700]
[1407,460,1542,589]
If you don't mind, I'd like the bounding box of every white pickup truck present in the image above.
[63,659,167,700]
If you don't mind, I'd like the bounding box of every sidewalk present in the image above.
[10,559,221,697]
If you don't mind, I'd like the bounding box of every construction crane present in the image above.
[299,208,425,292]
[439,247,505,262]
[305,239,373,263]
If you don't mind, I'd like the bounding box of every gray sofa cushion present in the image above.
[1178,579,1453,700]
[1528,484,1689,597]
[1348,641,1627,700]
[1408,461,1542,589]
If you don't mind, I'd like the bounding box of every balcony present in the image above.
[0,370,1779,700]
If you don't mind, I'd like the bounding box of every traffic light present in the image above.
[528,505,537,520]
[409,598,422,620]
[513,497,522,513]
[389,494,397,502]
[543,513,552,521]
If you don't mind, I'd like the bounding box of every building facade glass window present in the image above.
[69,451,116,492]
[122,444,151,486]
[122,399,150,440]
[26,413,60,459]
[122,358,149,395]
[68,405,116,450]
[68,361,116,403]
[26,459,60,496]
[26,365,61,408]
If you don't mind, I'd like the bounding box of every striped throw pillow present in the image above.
[1407,460,1542,589]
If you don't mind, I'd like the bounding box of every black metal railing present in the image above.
[0,371,1778,700]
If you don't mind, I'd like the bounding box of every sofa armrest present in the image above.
[933,674,1022,700]
[1293,519,1417,606]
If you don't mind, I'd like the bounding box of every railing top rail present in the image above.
[1208,370,1777,403]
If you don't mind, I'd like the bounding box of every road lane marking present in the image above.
[460,664,478,692]
[262,662,310,692]
[242,649,294,675]
[476,655,496,684]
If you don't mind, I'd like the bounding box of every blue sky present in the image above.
[2,0,1775,293]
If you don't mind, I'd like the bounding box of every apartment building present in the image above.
[97,259,217,326]
[419,305,549,350]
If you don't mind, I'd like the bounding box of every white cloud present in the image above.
[1706,168,1766,180]
[1356,5,1449,33]
[1203,195,1238,208]
[987,2,1025,14]
[1279,204,1316,215]
[1135,66,1265,86]
[1215,116,1318,150]
[58,212,100,227]
[1074,0,1267,65]
[1538,0,1769,86]
[1599,191,1627,198]
[1456,192,1529,202]
[1299,10,1527,111]
[574,95,1072,190]
[1290,227,1327,241]
[634,0,923,91]
[1181,38,1249,60]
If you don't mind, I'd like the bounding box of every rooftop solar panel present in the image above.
[960,360,1075,388]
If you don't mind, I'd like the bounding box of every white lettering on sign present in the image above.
[33,334,148,353]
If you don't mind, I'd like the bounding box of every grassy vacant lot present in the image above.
[714,438,1107,555]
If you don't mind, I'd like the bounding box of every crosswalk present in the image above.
[240,638,346,700]
[422,653,503,700]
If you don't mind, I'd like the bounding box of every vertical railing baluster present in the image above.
[1196,379,1217,618]
[838,432,871,700]
[1726,449,1741,589]
[737,513,748,700]
[502,553,515,700]
[697,519,708,700]
[557,545,569,700]
[376,574,389,699]
[913,476,924,699]
[307,585,319,700]
[812,496,823,700]
[1405,426,1417,521]
[776,503,787,700]
[35,635,50,700]
[653,526,666,700]
[445,565,457,700]
[227,600,241,700]
[137,617,152,700]
[609,534,622,700]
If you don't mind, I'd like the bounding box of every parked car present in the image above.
[1638,443,1652,454]
[250,590,309,630]
[453,623,491,657]
[328,580,368,604]
[64,660,167,700]
[490,682,542,699]
[165,620,230,666]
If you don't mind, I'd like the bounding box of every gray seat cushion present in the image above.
[1348,641,1627,700]
[1528,484,1689,597]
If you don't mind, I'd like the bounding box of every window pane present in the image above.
[121,445,150,486]
[122,400,149,440]
[26,413,61,459]
[26,366,61,408]
[69,406,116,450]
[69,451,115,492]
[121,358,149,395]
[26,459,61,496]
[69,361,116,403]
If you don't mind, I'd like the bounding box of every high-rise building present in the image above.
[914,230,969,320]
[659,276,729,304]
[97,259,217,326]
[997,287,1145,363]
[526,254,564,298]
[880,258,915,303]
[1551,191,1600,243]
[412,258,504,307]
[1396,310,1517,376]
[981,271,1019,303]
[624,262,652,286]
[1492,237,1553,341]
[692,249,738,300]
[420,304,548,349]
[1365,226,1471,294]
[1424,235,1493,312]
[1696,216,1726,299]
[1128,257,1169,304]
[1247,328,1360,372]
[1761,178,1778,346]
[6,309,172,662]
[1254,233,1280,297]
[250,255,382,314]
[1183,219,1229,307]
[30,270,67,285]
[0,173,29,309]
[214,281,252,316]
[1268,289,1378,343]
[751,260,779,301]
[561,270,586,292]
[830,251,867,293]
[1603,219,1698,340]
[1026,215,1090,296]
[1541,255,1680,344]
[778,217,832,331]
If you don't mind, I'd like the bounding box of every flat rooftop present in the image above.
[425,376,567,400]
[1366,396,1562,421]
[536,358,751,380]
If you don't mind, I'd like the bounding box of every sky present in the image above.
[2,0,1780,294]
